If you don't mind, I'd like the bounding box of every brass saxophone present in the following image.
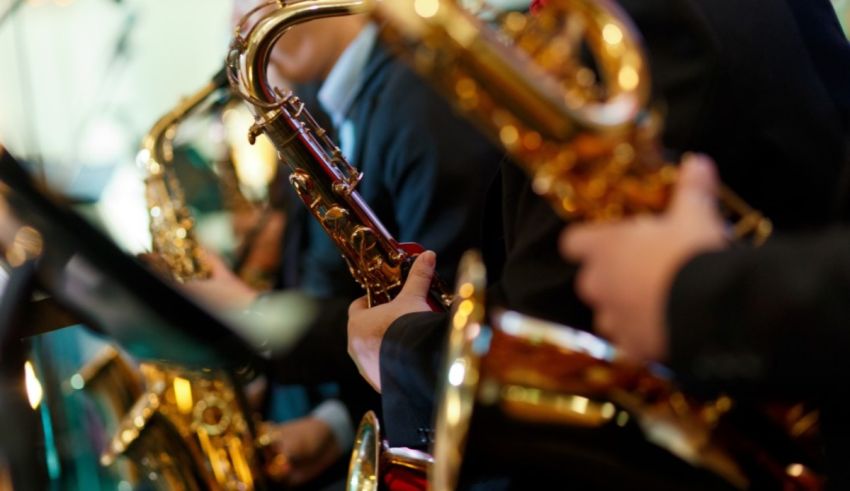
[430,250,823,491]
[372,0,772,243]
[366,3,823,490]
[141,69,278,290]
[226,0,453,310]
[102,363,266,491]
[140,70,228,282]
[227,3,457,488]
[104,70,269,491]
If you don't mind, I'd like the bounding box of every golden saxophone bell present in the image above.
[430,250,824,491]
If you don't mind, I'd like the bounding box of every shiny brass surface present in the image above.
[430,250,487,491]
[139,76,225,282]
[347,411,380,491]
[372,0,772,244]
[142,76,279,291]
[130,73,270,490]
[347,411,432,491]
[430,250,824,491]
[227,0,453,309]
[104,363,265,491]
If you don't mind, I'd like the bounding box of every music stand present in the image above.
[0,148,260,369]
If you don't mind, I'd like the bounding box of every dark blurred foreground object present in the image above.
[0,147,258,367]
[0,146,272,489]
[0,255,48,491]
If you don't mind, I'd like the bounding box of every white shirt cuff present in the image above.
[310,399,355,451]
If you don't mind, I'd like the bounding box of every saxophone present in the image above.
[372,0,772,244]
[226,0,452,310]
[431,250,823,491]
[102,70,269,491]
[366,2,819,489]
[140,70,228,282]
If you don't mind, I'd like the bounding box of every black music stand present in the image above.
[0,149,287,490]
[0,150,261,368]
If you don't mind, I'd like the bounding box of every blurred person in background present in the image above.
[181,0,505,487]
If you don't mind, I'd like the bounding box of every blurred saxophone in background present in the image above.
[85,70,274,491]
[140,68,280,291]
[139,70,228,282]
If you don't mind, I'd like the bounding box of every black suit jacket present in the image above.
[379,0,850,463]
[668,228,850,490]
[269,40,504,423]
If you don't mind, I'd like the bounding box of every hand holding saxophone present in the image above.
[561,154,727,361]
[347,251,437,392]
[260,417,343,487]
[180,248,261,311]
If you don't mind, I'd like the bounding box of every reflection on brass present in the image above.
[430,250,824,491]
[141,72,280,291]
[77,346,144,422]
[103,363,265,491]
[347,411,432,491]
[0,204,44,266]
[131,75,279,490]
[0,456,11,491]
[347,411,381,491]
[140,76,227,283]
[227,0,453,309]
[372,0,772,244]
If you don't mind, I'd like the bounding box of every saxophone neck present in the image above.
[140,71,228,175]
[229,0,374,107]
[141,71,227,282]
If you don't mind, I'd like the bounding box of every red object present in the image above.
[383,466,429,491]
[530,0,547,13]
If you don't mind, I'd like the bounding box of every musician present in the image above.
[347,0,850,487]
[184,0,503,486]
[561,154,850,489]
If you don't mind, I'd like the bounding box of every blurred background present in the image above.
[0,0,232,253]
[0,0,848,252]
[0,1,847,490]
[0,3,253,490]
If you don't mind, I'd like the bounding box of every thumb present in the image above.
[398,251,436,301]
[670,153,719,218]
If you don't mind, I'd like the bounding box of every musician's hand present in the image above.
[560,155,727,362]
[234,210,286,291]
[181,249,259,311]
[261,417,342,487]
[347,251,436,392]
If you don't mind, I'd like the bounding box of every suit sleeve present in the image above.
[379,311,449,449]
[666,229,850,398]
